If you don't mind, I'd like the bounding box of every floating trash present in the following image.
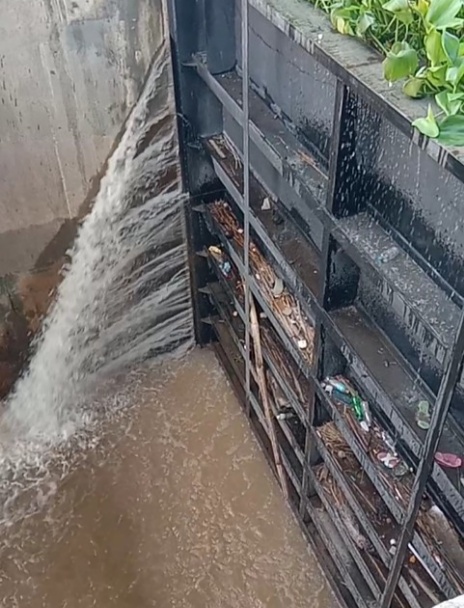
[272,277,284,297]
[377,451,401,469]
[277,412,293,421]
[261,196,271,210]
[434,452,462,469]
[322,376,371,429]
[208,245,223,259]
[325,377,352,395]
[381,430,396,454]
[376,451,408,477]
[415,400,431,430]
[219,260,232,278]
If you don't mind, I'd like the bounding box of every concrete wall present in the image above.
[0,0,164,273]
[0,0,167,397]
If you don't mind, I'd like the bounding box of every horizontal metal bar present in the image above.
[336,214,461,350]
[200,315,217,325]
[193,57,244,125]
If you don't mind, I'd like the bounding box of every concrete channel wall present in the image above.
[0,0,167,397]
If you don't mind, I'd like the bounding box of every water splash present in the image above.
[3,39,194,443]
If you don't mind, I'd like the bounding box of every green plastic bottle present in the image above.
[351,396,364,422]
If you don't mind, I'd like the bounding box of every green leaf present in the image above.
[403,77,426,97]
[446,59,464,85]
[437,114,464,145]
[383,41,419,81]
[356,11,376,34]
[416,0,430,16]
[383,0,413,22]
[435,90,464,114]
[448,91,464,100]
[425,29,446,65]
[425,64,447,86]
[412,105,440,137]
[397,9,415,22]
[383,0,409,12]
[426,0,463,29]
[331,6,356,34]
[446,17,464,28]
[442,31,460,63]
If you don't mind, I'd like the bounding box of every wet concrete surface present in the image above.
[0,348,334,608]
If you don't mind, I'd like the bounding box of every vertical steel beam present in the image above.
[241,0,251,415]
[380,310,464,608]
[326,81,349,216]
[299,79,349,518]
[326,81,361,219]
[205,0,236,75]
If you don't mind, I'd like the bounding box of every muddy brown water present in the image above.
[0,348,334,607]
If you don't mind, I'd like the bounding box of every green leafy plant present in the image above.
[311,0,464,145]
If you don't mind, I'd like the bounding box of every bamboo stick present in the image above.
[250,295,289,500]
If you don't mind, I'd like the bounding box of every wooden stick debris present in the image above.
[250,295,289,500]
[210,201,315,365]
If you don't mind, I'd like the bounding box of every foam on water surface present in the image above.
[0,351,335,608]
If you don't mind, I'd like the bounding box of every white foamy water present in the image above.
[3,38,194,443]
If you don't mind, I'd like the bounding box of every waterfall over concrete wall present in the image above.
[2,10,194,442]
[0,0,172,398]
